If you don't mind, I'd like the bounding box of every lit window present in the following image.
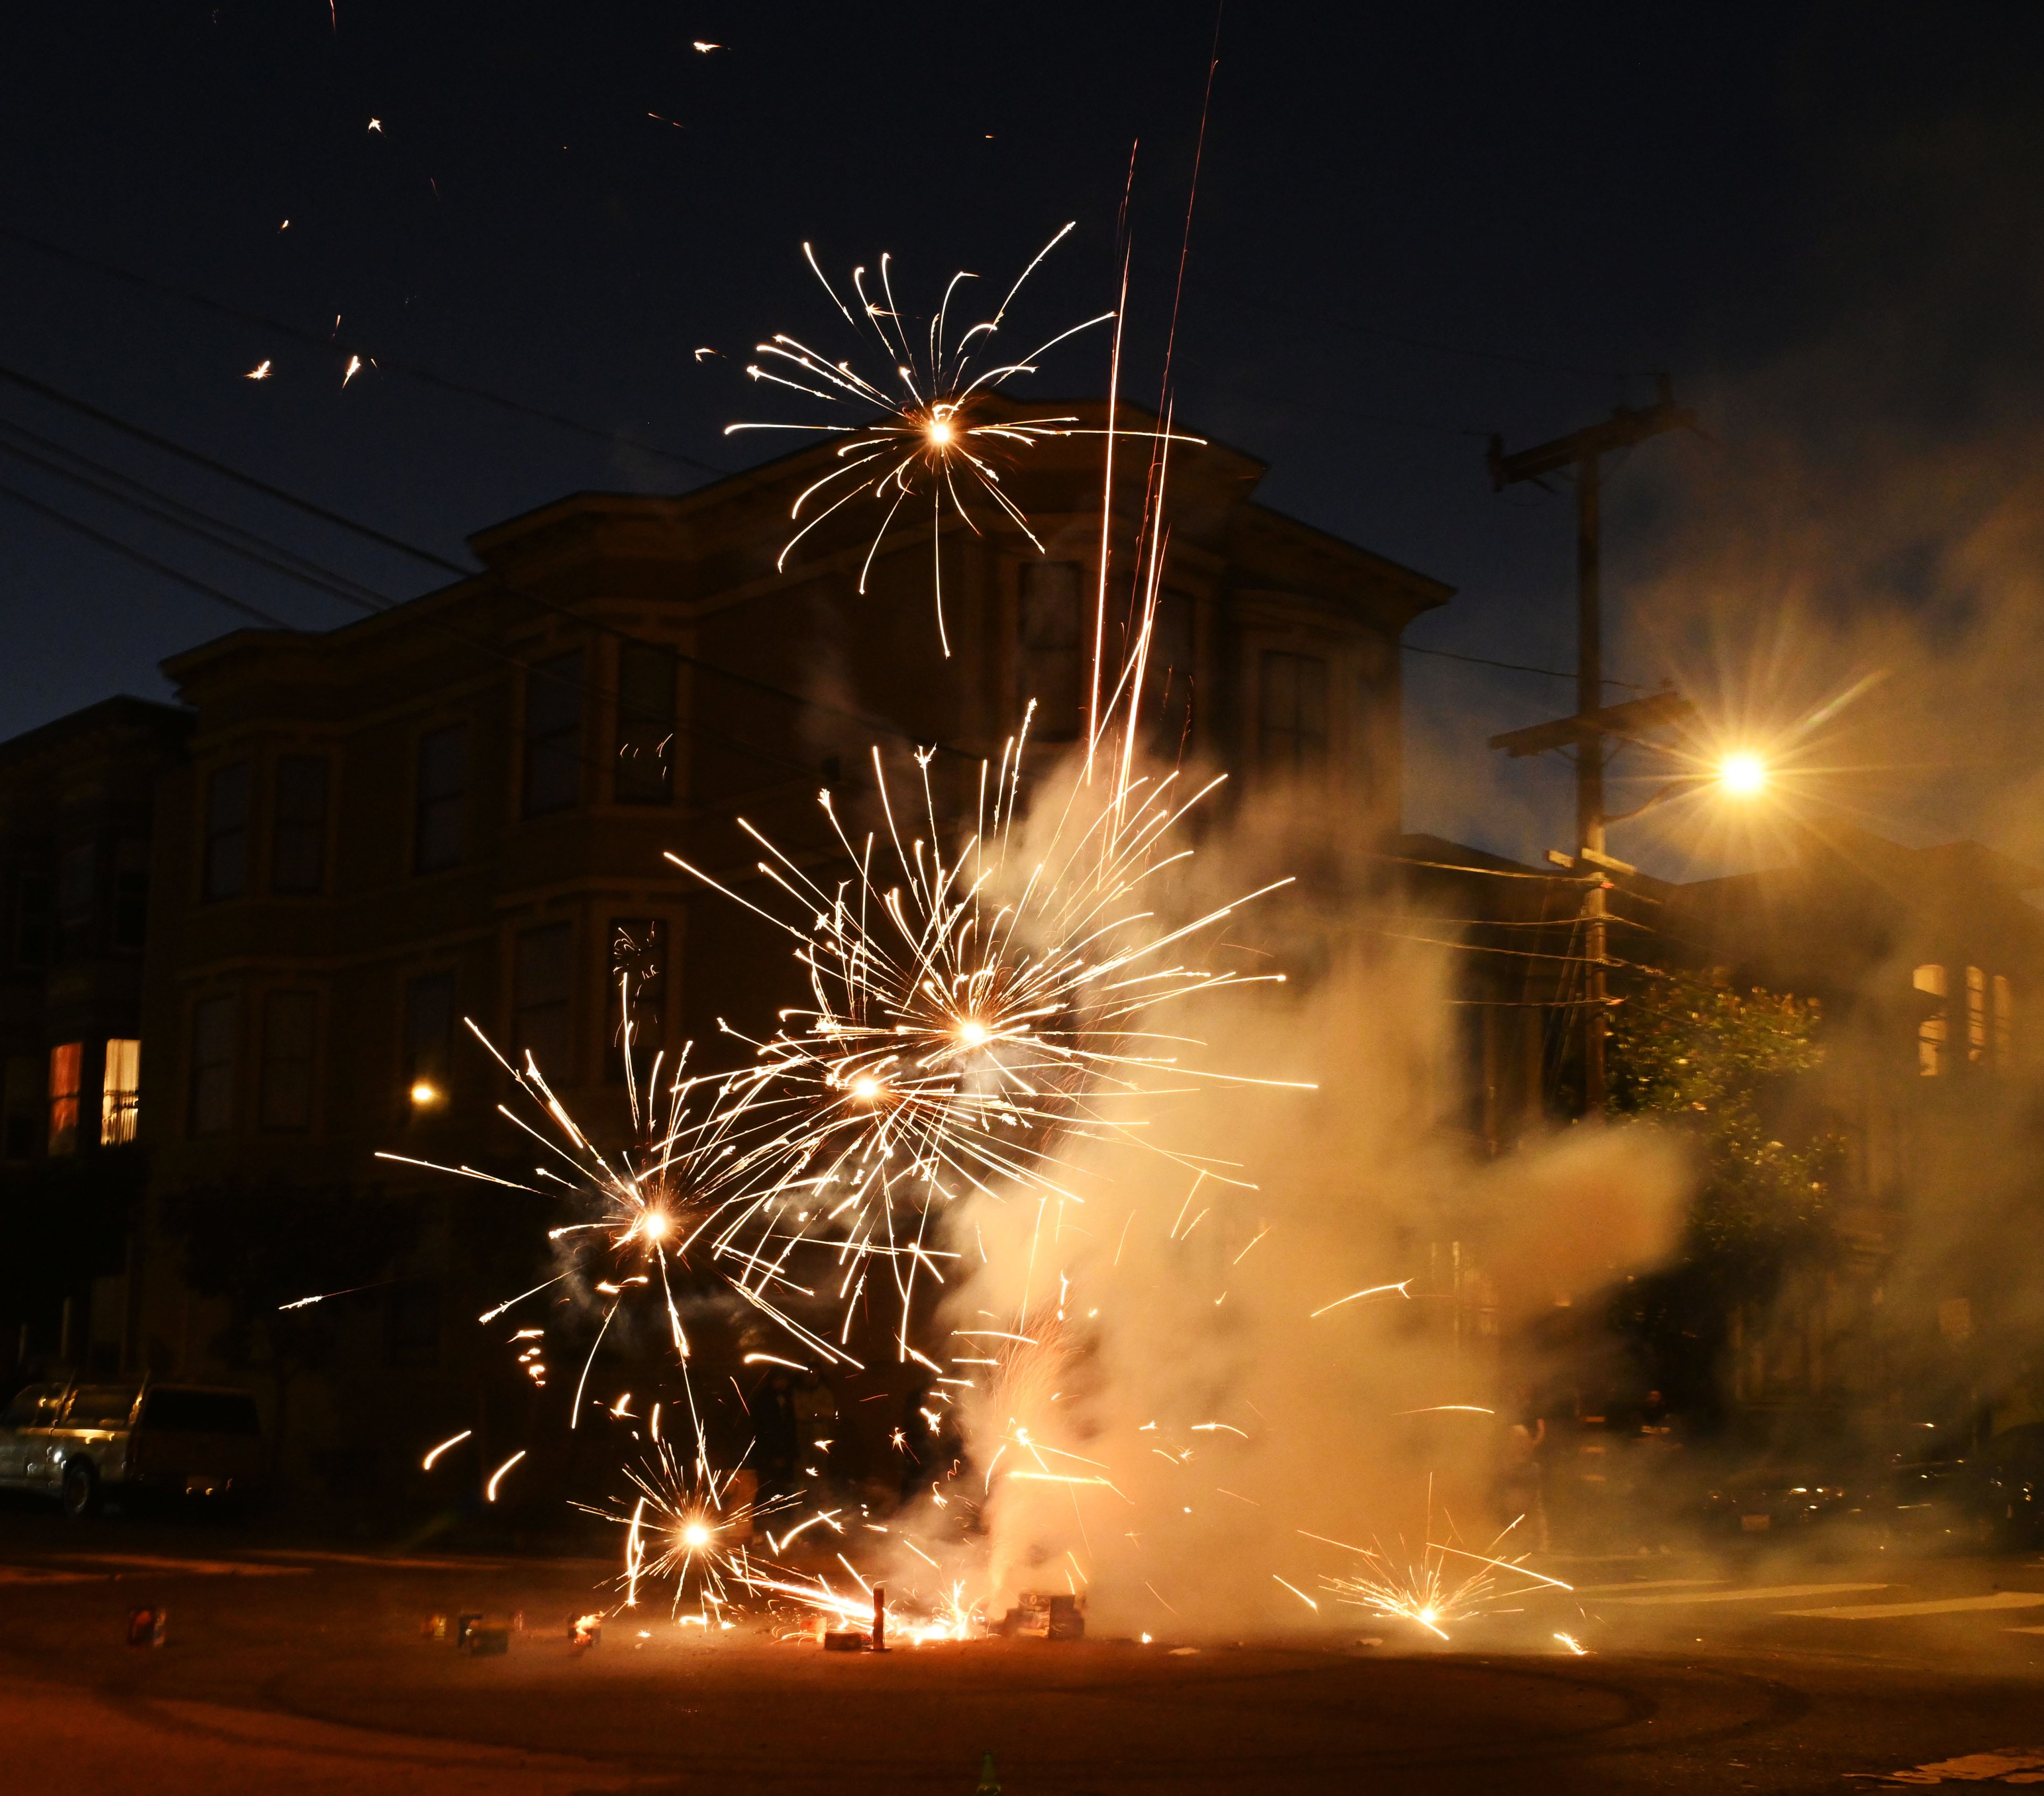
[47,1042,82,1156]
[100,1039,139,1146]
[1914,964,1947,1077]
[1965,965,1989,1065]
[1994,974,2014,1069]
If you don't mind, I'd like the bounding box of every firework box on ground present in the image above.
[422,1613,450,1640]
[570,1613,601,1650]
[822,1630,869,1652]
[1001,1593,1084,1641]
[456,1612,508,1654]
[126,1606,166,1648]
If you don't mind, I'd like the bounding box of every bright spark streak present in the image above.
[421,1429,471,1470]
[1309,1281,1413,1319]
[484,1449,527,1502]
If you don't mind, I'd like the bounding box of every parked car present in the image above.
[0,1380,263,1516]
[1980,1423,2044,1548]
[1697,1424,1995,1552]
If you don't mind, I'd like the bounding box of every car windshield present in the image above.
[65,1387,141,1429]
[2,1385,64,1428]
[141,1389,261,1436]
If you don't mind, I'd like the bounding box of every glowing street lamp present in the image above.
[1717,751,1768,797]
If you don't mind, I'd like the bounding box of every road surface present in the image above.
[2,1504,2040,1792]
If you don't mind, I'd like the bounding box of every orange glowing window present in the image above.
[47,1041,82,1155]
[1994,975,2014,1069]
[1966,965,1988,1064]
[101,1039,140,1146]
[1913,965,1947,1077]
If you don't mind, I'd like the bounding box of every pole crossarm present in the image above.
[1486,378,1699,492]
[1487,689,1697,759]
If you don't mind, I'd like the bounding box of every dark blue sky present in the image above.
[4,2,2039,869]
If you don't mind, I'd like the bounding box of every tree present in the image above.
[164,1177,415,1486]
[1609,973,1839,1266]
[1605,974,1842,1429]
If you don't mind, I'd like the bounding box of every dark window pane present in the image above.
[190,994,238,1135]
[615,642,677,805]
[259,990,317,1132]
[414,723,467,873]
[141,1389,260,1435]
[202,763,250,900]
[271,755,328,894]
[113,870,149,950]
[1258,652,1329,775]
[1019,561,1084,741]
[606,918,666,1084]
[514,922,573,1078]
[14,874,51,967]
[57,843,95,954]
[405,973,457,1099]
[64,1386,141,1429]
[523,652,584,817]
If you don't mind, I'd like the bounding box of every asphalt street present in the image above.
[2,1503,2042,1793]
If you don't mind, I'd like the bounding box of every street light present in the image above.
[1718,751,1768,797]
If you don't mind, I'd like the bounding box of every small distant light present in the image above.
[1718,752,1768,796]
[410,1081,441,1107]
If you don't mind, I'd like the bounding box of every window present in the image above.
[47,1042,82,1156]
[57,843,95,956]
[259,991,317,1132]
[414,724,467,873]
[1964,965,1989,1065]
[202,763,251,900]
[514,922,572,1078]
[615,642,678,805]
[1914,964,1947,1077]
[113,870,148,951]
[1145,588,1197,757]
[101,1039,139,1146]
[1018,561,1084,740]
[1994,974,2014,1069]
[606,918,666,1084]
[1259,652,1329,775]
[189,994,238,1135]
[14,874,51,967]
[523,651,585,817]
[404,973,457,1108]
[271,755,329,894]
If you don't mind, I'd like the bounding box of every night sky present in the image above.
[5,3,2043,874]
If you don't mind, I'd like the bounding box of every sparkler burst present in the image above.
[724,225,1197,652]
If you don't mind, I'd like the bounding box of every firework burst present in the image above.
[724,225,1197,653]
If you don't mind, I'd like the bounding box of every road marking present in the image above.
[1597,1581,1888,1606]
[1783,1591,2044,1620]
[240,1548,507,1571]
[47,1554,309,1578]
[1871,1747,2044,1784]
[2005,1624,2044,1635]
[1571,1578,1729,1595]
[0,1566,109,1585]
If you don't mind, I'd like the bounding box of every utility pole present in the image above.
[1486,376,1697,1115]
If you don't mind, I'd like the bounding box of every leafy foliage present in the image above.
[1609,974,1840,1266]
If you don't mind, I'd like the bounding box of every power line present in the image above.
[1402,640,1647,690]
[0,360,975,762]
[0,227,731,480]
